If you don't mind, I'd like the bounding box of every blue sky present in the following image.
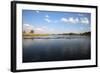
[22,10,91,34]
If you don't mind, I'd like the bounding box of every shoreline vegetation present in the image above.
[23,32,91,39]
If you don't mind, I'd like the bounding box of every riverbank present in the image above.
[23,33,50,36]
[23,35,90,39]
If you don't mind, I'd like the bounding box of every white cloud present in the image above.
[41,26,48,29]
[24,24,30,27]
[23,24,56,34]
[23,24,34,30]
[61,17,79,24]
[61,18,68,22]
[35,28,44,31]
[23,24,34,33]
[44,18,51,23]
[45,15,49,18]
[80,17,89,24]
[61,17,89,24]
[34,28,45,34]
[36,26,47,31]
[23,24,53,34]
[75,18,79,22]
[44,15,52,23]
[69,17,78,23]
[35,26,50,34]
[36,10,40,13]
[34,26,56,34]
[45,15,59,23]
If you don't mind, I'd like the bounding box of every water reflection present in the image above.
[23,35,91,63]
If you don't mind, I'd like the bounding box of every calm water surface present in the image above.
[23,35,91,63]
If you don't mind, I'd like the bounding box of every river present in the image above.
[23,35,91,63]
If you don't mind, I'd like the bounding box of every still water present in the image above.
[23,35,91,63]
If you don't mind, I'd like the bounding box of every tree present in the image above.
[23,30,26,33]
[30,30,34,33]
